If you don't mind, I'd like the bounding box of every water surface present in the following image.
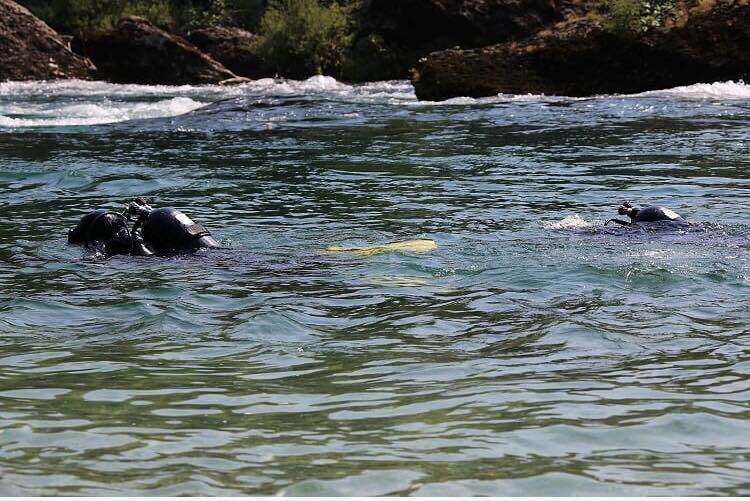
[1,77,750,495]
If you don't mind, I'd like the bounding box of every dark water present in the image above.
[1,77,750,495]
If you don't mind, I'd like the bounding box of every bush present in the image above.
[19,0,174,34]
[181,0,232,31]
[225,0,267,31]
[258,0,355,78]
[601,0,675,35]
[18,0,267,34]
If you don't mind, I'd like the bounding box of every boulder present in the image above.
[0,0,94,81]
[77,16,238,85]
[365,0,561,49]
[412,0,750,100]
[344,0,561,81]
[188,26,273,79]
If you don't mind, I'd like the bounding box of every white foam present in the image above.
[0,96,205,127]
[412,91,587,107]
[633,80,750,100]
[0,76,421,128]
[5,76,748,129]
[411,81,750,104]
[542,215,593,230]
[238,76,416,103]
[0,79,220,98]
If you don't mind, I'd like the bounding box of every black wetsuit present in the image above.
[68,200,219,258]
[605,203,686,227]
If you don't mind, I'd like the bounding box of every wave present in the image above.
[417,80,750,105]
[0,97,206,127]
[0,77,417,128]
[0,76,415,103]
[2,77,749,129]
[634,80,750,100]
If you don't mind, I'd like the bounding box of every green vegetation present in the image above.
[18,0,171,34]
[18,0,358,78]
[601,0,676,35]
[17,0,266,34]
[257,0,355,78]
[181,0,268,32]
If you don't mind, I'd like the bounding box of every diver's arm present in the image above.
[604,218,631,227]
[130,231,154,256]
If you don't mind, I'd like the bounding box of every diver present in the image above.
[604,201,686,227]
[68,197,219,258]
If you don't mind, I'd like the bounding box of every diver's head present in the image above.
[140,207,218,255]
[617,202,638,219]
[68,210,132,257]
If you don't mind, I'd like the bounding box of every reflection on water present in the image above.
[0,78,750,495]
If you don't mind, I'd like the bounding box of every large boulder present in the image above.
[365,0,561,49]
[188,26,273,79]
[412,0,750,100]
[0,0,94,81]
[76,16,238,85]
[344,0,561,82]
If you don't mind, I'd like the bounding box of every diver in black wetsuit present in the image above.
[604,202,686,227]
[67,197,219,258]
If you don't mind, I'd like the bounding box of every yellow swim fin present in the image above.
[326,239,437,257]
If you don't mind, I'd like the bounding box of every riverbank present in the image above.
[2,0,749,98]
[412,0,750,100]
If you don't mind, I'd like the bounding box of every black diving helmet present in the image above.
[67,209,133,257]
[124,198,219,255]
[139,207,219,254]
[69,198,219,257]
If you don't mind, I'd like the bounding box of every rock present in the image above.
[188,26,273,79]
[345,0,561,81]
[0,0,94,81]
[412,0,750,100]
[76,16,237,85]
[218,76,253,86]
[343,32,408,82]
[366,0,561,49]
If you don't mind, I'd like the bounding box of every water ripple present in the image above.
[0,79,749,495]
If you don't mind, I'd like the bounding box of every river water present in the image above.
[1,77,749,495]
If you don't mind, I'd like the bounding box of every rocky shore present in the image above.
[2,0,749,100]
[74,16,240,85]
[412,0,750,100]
[0,0,94,81]
[188,26,272,80]
[343,0,562,81]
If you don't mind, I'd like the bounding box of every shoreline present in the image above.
[5,0,749,102]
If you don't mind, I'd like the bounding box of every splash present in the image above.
[542,215,593,230]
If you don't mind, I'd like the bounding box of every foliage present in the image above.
[258,0,355,78]
[182,0,232,31]
[17,0,268,34]
[225,0,267,30]
[18,0,361,79]
[19,0,174,34]
[601,0,675,35]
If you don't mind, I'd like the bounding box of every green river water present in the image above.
[0,78,749,495]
